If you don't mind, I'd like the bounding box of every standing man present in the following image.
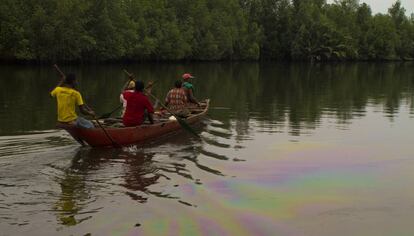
[51,73,95,129]
[122,80,154,127]
[182,73,200,106]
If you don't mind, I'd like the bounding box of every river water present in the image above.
[0,62,413,236]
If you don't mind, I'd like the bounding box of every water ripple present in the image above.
[0,116,238,231]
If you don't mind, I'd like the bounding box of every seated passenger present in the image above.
[165,80,189,117]
[122,80,154,127]
[182,73,200,106]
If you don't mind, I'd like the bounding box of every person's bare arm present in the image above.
[50,76,65,95]
[144,96,155,124]
[79,105,96,118]
[148,113,154,124]
[187,89,200,105]
[144,81,154,95]
[57,75,65,87]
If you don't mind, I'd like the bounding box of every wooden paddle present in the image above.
[53,64,121,148]
[98,104,122,119]
[123,70,200,138]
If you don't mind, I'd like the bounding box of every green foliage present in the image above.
[367,14,398,59]
[0,0,413,62]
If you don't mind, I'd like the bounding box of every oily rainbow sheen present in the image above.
[62,138,410,236]
[90,142,391,236]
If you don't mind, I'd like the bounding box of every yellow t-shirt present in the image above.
[50,87,84,122]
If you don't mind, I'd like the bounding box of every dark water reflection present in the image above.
[0,62,413,136]
[1,62,414,235]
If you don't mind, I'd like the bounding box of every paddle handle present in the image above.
[94,117,120,147]
[124,69,131,76]
[54,64,65,78]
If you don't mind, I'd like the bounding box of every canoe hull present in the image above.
[61,99,209,147]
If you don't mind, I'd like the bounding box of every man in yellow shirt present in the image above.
[51,73,95,129]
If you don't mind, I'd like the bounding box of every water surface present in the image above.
[1,62,414,235]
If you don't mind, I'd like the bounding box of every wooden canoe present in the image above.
[59,99,210,147]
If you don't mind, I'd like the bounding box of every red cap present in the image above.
[182,73,195,80]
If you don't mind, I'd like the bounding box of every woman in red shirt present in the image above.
[122,80,154,127]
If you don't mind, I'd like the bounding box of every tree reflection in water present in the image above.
[53,129,228,226]
[54,148,111,226]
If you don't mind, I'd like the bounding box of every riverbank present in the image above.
[1,57,413,66]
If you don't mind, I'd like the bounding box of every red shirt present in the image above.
[122,91,154,127]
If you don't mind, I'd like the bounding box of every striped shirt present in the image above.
[165,88,187,110]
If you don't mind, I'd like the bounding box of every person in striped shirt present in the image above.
[165,80,189,117]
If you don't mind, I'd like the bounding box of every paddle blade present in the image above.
[176,117,200,138]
